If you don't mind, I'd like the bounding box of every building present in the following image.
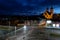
[43,7,53,19]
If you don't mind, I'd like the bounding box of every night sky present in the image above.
[0,0,60,15]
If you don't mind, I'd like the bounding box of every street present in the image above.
[8,25,33,40]
[6,25,60,40]
[7,25,47,40]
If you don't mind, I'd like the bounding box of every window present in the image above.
[53,24,55,27]
[56,24,59,28]
[46,20,52,24]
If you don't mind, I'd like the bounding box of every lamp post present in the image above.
[8,18,10,33]
[15,26,16,37]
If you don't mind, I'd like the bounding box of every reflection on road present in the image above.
[5,25,60,40]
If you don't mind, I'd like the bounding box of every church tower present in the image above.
[45,8,49,12]
[43,7,54,19]
[50,7,54,14]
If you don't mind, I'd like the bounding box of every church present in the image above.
[43,7,54,19]
[42,7,60,21]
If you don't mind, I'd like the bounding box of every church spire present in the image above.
[45,7,49,13]
[50,6,54,13]
[50,6,53,9]
[46,7,49,11]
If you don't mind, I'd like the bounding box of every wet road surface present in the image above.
[7,26,60,40]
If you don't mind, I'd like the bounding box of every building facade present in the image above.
[43,7,54,19]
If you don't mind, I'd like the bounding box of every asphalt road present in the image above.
[7,26,48,40]
[7,25,33,40]
[6,26,60,40]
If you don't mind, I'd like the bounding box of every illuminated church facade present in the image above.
[43,7,54,19]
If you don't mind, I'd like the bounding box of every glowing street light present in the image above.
[23,25,27,30]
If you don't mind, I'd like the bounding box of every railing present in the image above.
[0,22,41,38]
[0,25,23,39]
[5,26,23,38]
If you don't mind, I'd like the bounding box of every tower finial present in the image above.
[46,7,49,12]
[50,6,54,13]
[46,7,49,10]
[50,6,53,9]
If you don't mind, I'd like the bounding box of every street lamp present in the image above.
[15,26,16,37]
[8,18,10,33]
[23,25,26,30]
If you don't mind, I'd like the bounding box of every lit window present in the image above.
[46,20,52,24]
[23,25,26,30]
[56,24,59,28]
[53,24,55,27]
